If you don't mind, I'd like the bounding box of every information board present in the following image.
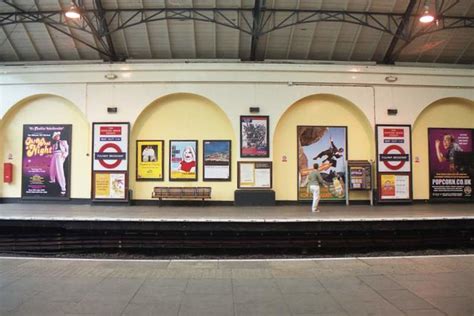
[237,161,272,189]
[348,161,372,190]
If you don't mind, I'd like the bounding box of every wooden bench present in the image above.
[152,187,212,202]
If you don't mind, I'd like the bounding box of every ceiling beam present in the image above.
[249,0,264,61]
[0,25,21,60]
[3,0,112,58]
[94,0,119,61]
[382,0,417,64]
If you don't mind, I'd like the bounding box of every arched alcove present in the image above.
[130,93,236,201]
[0,94,90,199]
[412,97,474,200]
[273,94,374,201]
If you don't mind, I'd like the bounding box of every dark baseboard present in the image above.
[276,200,371,205]
[1,198,471,206]
[0,198,91,204]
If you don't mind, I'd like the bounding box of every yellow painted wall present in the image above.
[130,93,236,200]
[412,98,474,200]
[273,94,374,201]
[0,95,91,198]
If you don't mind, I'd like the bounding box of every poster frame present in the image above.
[377,172,412,202]
[169,140,198,181]
[375,124,413,203]
[237,161,273,189]
[21,124,73,201]
[427,127,473,201]
[91,122,130,172]
[203,140,232,182]
[136,140,164,181]
[296,125,348,202]
[348,160,372,191]
[91,122,130,202]
[92,171,129,202]
[240,115,270,158]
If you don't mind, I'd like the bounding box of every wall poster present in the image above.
[238,161,272,189]
[428,128,473,201]
[136,140,164,181]
[378,173,410,200]
[169,140,198,181]
[297,126,347,201]
[93,172,127,200]
[22,124,72,200]
[376,125,412,202]
[240,116,269,157]
[203,140,231,181]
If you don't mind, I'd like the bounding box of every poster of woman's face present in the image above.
[169,140,198,181]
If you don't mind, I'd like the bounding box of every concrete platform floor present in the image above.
[0,255,473,315]
[0,202,472,222]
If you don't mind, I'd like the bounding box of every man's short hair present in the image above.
[313,163,319,169]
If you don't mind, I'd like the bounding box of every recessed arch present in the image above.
[130,92,236,201]
[273,93,374,201]
[412,97,474,200]
[0,94,90,199]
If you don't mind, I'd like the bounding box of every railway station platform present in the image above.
[0,203,472,253]
[0,202,472,222]
[0,255,473,315]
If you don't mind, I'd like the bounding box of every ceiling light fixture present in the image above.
[65,3,81,19]
[419,6,435,23]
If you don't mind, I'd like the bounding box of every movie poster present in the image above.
[170,140,198,181]
[203,140,231,181]
[136,140,164,181]
[297,126,347,201]
[240,116,269,157]
[429,128,473,200]
[22,124,72,200]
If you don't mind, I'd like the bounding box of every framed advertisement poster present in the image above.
[136,140,164,181]
[376,125,412,203]
[238,161,272,189]
[428,128,473,201]
[21,124,72,200]
[169,140,198,181]
[240,116,269,157]
[203,140,231,181]
[297,126,347,201]
[92,171,128,201]
[378,173,411,201]
[92,122,129,172]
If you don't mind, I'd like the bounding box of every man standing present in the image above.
[307,163,329,213]
[49,131,69,195]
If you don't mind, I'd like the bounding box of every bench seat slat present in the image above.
[152,187,211,199]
